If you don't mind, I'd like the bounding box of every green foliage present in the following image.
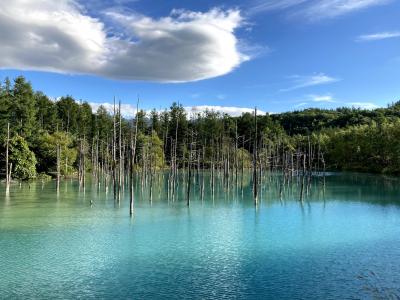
[323,121,400,174]
[34,132,77,175]
[37,173,52,181]
[56,96,80,133]
[1,75,400,178]
[78,102,93,138]
[9,135,37,180]
[0,77,38,139]
[35,92,58,133]
[137,131,165,170]
[94,105,113,141]
[167,102,188,160]
[236,148,252,168]
[11,77,38,139]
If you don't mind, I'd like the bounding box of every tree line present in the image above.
[1,76,400,189]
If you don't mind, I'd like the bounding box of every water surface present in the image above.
[1,173,400,299]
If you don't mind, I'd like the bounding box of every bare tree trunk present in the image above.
[96,133,100,188]
[57,143,61,191]
[130,99,139,215]
[241,137,245,196]
[149,128,154,203]
[300,153,306,201]
[113,97,117,200]
[79,136,86,190]
[253,108,258,205]
[187,130,193,206]
[201,144,205,202]
[172,115,179,200]
[5,122,10,192]
[211,139,215,198]
[118,100,122,202]
[235,121,238,187]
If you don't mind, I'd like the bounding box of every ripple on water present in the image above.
[1,174,400,299]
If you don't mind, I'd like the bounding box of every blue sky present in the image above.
[0,0,399,116]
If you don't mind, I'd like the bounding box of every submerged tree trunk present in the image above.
[57,143,61,191]
[119,101,123,201]
[5,122,10,192]
[253,107,258,205]
[113,97,117,201]
[130,99,139,216]
[78,136,86,190]
[300,153,306,201]
[187,130,193,206]
[149,130,154,203]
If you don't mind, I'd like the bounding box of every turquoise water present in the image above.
[1,173,400,299]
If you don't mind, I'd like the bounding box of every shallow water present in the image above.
[1,172,400,299]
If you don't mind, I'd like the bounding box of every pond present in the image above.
[1,172,400,299]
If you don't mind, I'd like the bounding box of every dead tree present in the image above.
[253,107,258,204]
[5,122,10,192]
[187,130,193,206]
[57,142,61,190]
[118,100,122,201]
[130,99,139,215]
[112,97,117,200]
[300,153,306,201]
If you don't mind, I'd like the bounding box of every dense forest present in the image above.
[1,76,400,186]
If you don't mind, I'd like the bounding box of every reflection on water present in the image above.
[0,172,400,299]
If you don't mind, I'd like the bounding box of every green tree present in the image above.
[9,135,37,180]
[34,132,77,175]
[35,92,58,132]
[94,105,113,140]
[78,101,93,138]
[0,78,12,135]
[11,76,37,138]
[56,96,80,133]
[137,131,165,170]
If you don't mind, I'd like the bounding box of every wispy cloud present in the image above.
[302,0,392,20]
[294,102,308,108]
[248,0,392,20]
[248,0,308,15]
[347,102,378,109]
[356,31,400,41]
[308,94,336,102]
[281,73,339,92]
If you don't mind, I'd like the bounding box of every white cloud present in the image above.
[356,31,400,41]
[184,105,266,117]
[248,0,308,15]
[302,0,392,20]
[347,102,378,109]
[89,103,266,118]
[308,94,335,102]
[0,0,107,74]
[0,1,248,82]
[281,73,339,91]
[249,0,392,20]
[90,102,138,118]
[294,102,308,108]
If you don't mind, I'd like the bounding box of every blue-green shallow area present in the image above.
[1,173,400,299]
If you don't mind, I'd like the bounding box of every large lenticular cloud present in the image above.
[0,0,248,82]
